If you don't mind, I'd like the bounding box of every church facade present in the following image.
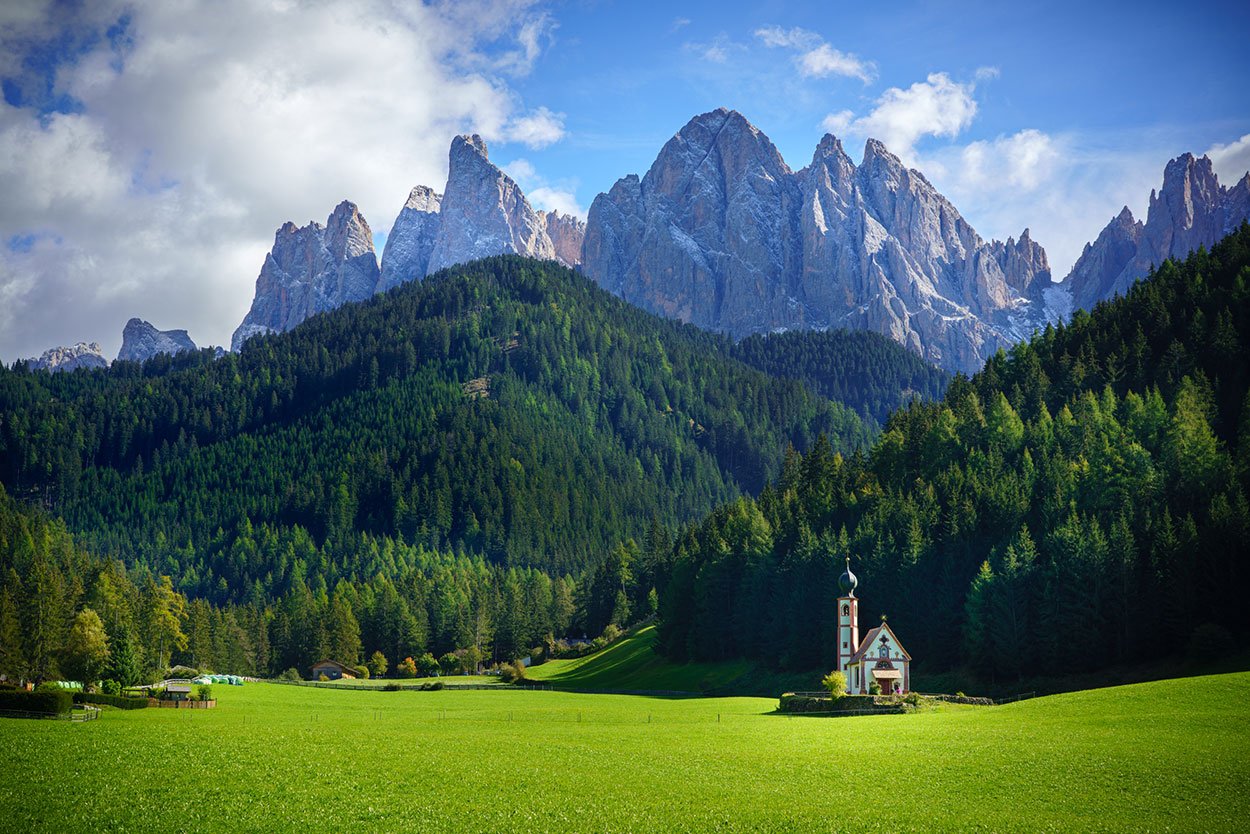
[836,559,912,695]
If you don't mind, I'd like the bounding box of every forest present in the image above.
[0,256,935,681]
[732,329,949,427]
[658,224,1250,680]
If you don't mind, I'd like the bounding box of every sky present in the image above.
[2,0,1248,361]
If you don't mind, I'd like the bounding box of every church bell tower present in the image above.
[837,557,859,684]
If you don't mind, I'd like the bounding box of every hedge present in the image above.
[777,693,904,713]
[0,689,72,715]
[73,692,149,710]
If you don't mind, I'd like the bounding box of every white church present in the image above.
[837,558,912,695]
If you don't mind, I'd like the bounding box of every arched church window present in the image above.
[842,604,849,616]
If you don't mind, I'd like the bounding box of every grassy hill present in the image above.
[3,673,1247,831]
[526,626,837,695]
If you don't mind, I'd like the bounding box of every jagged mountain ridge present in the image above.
[234,134,586,350]
[118,318,198,363]
[231,200,380,351]
[580,109,1048,374]
[1063,153,1250,310]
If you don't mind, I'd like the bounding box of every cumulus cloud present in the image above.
[1206,133,1250,184]
[505,106,566,148]
[0,0,563,360]
[826,72,979,163]
[755,26,874,83]
[955,129,1061,191]
[503,158,584,218]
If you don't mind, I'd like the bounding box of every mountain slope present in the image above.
[731,329,949,427]
[659,225,1250,676]
[0,256,869,592]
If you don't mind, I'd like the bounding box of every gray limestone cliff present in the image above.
[232,200,379,351]
[581,109,1047,374]
[426,135,556,274]
[377,185,442,292]
[378,135,575,294]
[118,318,197,363]
[26,342,109,372]
[540,210,585,268]
[1065,154,1250,310]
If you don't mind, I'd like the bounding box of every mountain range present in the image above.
[22,109,1250,375]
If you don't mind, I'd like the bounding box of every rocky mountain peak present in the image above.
[539,210,586,268]
[118,318,198,363]
[404,185,442,212]
[231,202,380,351]
[427,134,555,275]
[452,133,490,161]
[1063,151,1249,311]
[378,188,443,292]
[26,341,110,372]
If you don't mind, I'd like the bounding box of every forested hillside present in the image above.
[659,224,1250,679]
[0,256,868,600]
[732,329,949,426]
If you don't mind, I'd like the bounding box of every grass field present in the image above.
[3,672,1248,832]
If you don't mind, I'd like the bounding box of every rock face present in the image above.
[27,342,109,372]
[540,210,586,268]
[232,200,379,351]
[1065,154,1250,310]
[378,186,442,292]
[377,135,577,294]
[118,318,197,363]
[581,109,1046,374]
[426,135,556,274]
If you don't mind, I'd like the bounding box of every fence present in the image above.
[993,691,1037,705]
[0,705,98,722]
[148,698,217,709]
[267,679,506,692]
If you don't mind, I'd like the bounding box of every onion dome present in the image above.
[838,558,858,596]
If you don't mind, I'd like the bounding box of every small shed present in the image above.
[162,682,192,701]
[310,659,356,681]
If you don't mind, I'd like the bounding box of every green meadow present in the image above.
[3,672,1248,832]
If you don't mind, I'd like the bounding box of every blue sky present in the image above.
[1,0,1248,359]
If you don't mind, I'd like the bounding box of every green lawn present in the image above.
[2,672,1248,832]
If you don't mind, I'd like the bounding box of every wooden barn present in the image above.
[310,659,356,681]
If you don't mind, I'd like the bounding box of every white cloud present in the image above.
[0,0,564,360]
[1206,133,1250,184]
[503,157,584,218]
[753,26,815,49]
[528,187,584,218]
[820,109,855,135]
[924,132,1171,280]
[822,72,979,163]
[955,129,1061,191]
[669,17,691,33]
[797,44,874,83]
[505,106,566,148]
[755,26,874,83]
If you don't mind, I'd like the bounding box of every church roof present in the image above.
[847,622,912,664]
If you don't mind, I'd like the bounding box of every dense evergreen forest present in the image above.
[659,225,1250,680]
[0,481,632,682]
[732,329,949,426]
[0,255,900,682]
[0,256,869,600]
